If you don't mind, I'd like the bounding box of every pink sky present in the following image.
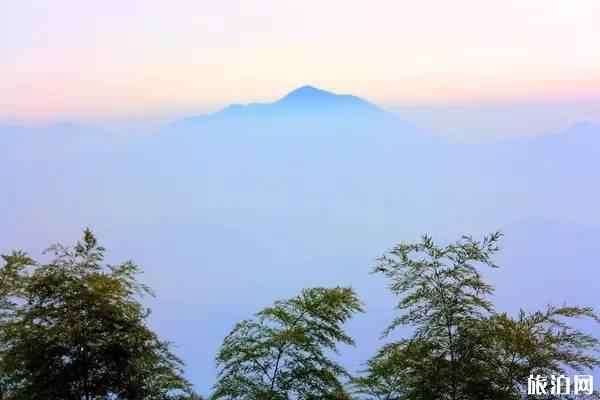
[1,0,600,122]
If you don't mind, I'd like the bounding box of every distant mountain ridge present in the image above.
[2,86,597,142]
[2,86,600,393]
[168,85,389,129]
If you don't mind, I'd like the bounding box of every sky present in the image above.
[1,0,600,137]
[2,2,600,392]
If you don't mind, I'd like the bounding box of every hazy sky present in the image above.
[1,0,600,136]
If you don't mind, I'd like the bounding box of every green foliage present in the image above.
[212,287,363,400]
[457,308,600,399]
[373,233,501,339]
[2,229,600,400]
[353,233,600,400]
[0,229,198,400]
[350,341,411,400]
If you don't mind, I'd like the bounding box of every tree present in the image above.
[212,287,363,400]
[354,233,600,400]
[0,251,33,398]
[0,229,198,400]
[370,233,500,400]
[455,308,600,399]
[351,341,413,400]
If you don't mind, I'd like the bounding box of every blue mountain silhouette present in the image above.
[2,87,600,393]
[169,85,389,129]
[275,85,381,110]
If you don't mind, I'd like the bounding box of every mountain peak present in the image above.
[168,86,388,129]
[279,85,335,102]
[273,85,383,115]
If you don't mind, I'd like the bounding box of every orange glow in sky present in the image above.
[1,0,600,120]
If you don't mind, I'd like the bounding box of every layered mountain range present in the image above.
[2,86,599,391]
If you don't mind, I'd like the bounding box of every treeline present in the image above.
[1,230,598,399]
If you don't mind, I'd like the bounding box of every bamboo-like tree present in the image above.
[212,287,363,400]
[0,229,198,400]
[353,233,600,400]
